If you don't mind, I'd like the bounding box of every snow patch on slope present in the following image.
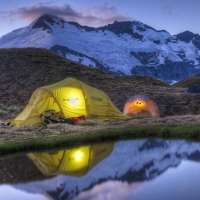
[1,14,200,82]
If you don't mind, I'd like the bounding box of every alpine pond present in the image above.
[1,138,200,200]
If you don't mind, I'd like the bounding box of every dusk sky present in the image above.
[0,0,200,38]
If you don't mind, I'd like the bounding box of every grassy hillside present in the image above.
[1,47,200,118]
[172,74,200,88]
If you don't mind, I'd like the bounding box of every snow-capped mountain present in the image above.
[13,139,200,200]
[1,14,200,83]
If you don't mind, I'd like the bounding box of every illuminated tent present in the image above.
[123,95,160,118]
[27,143,114,176]
[11,77,130,126]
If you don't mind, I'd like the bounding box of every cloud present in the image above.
[73,180,147,200]
[0,3,134,27]
[79,5,133,27]
[162,5,173,16]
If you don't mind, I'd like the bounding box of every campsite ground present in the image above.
[1,48,200,155]
[1,104,200,155]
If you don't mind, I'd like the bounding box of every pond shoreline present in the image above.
[1,114,200,156]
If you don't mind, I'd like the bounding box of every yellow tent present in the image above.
[27,142,114,177]
[123,94,160,118]
[11,77,130,126]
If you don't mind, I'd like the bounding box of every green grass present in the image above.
[0,122,200,156]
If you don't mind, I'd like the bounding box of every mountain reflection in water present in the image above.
[1,139,200,200]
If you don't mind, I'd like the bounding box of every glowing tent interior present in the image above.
[11,77,130,126]
[27,142,114,177]
[123,95,160,118]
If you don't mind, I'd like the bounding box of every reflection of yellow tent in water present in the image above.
[27,143,114,177]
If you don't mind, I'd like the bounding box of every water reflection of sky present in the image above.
[2,160,200,200]
[1,139,200,200]
[132,160,200,200]
[71,161,200,200]
[0,185,48,200]
[72,181,147,200]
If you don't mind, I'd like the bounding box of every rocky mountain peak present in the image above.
[99,20,143,40]
[133,21,147,31]
[175,31,200,49]
[176,31,196,42]
[32,14,65,32]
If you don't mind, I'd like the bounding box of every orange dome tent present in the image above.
[123,95,160,118]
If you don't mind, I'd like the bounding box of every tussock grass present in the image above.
[1,113,200,155]
[0,103,23,121]
[0,122,200,156]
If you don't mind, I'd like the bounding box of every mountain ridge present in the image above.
[1,14,200,83]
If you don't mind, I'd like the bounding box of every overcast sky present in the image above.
[0,0,200,38]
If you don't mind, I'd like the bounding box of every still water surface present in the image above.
[0,138,200,200]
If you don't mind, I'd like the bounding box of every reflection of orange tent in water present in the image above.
[27,142,114,177]
[123,95,160,118]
